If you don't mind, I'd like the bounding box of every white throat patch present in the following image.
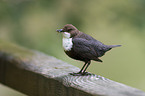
[63,32,71,38]
[62,32,73,51]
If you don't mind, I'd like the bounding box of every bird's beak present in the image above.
[56,29,63,33]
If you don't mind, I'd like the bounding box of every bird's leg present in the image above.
[69,62,88,76]
[78,62,88,73]
[82,61,91,75]
[70,61,92,76]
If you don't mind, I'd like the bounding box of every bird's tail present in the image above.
[108,45,121,48]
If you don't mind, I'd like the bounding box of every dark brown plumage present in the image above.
[57,24,121,75]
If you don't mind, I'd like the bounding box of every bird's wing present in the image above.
[72,38,101,61]
[91,40,108,57]
[75,33,109,57]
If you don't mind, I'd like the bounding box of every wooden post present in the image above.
[0,40,145,96]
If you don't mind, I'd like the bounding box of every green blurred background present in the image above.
[0,0,145,95]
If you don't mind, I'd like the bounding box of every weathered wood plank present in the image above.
[0,40,145,96]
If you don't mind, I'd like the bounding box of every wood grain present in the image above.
[0,40,145,96]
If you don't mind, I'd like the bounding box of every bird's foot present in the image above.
[69,72,92,76]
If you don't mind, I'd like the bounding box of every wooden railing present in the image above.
[0,40,145,96]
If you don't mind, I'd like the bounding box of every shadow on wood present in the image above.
[0,40,145,96]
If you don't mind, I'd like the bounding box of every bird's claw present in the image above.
[69,72,92,76]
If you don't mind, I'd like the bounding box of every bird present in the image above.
[56,24,121,76]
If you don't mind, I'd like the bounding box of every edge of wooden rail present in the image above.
[0,40,145,96]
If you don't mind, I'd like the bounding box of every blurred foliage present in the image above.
[0,0,145,95]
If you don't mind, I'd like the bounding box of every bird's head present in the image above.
[56,24,79,38]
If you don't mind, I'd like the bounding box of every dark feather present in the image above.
[74,32,112,57]
[72,38,104,62]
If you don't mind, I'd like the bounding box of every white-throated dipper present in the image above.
[57,24,121,76]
